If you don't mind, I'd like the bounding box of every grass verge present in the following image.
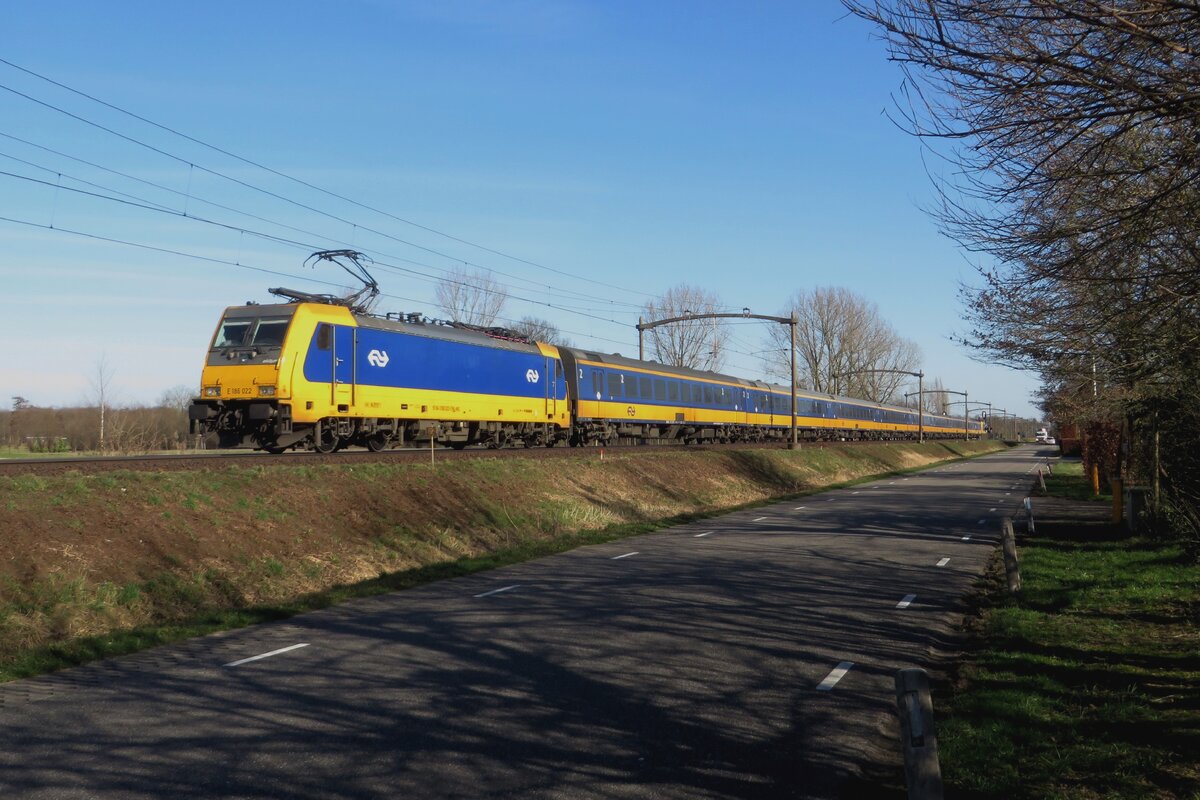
[0,518,670,682]
[939,461,1200,799]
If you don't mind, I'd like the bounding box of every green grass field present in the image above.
[939,461,1200,799]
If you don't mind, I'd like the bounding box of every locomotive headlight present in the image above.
[203,386,221,397]
[258,385,277,397]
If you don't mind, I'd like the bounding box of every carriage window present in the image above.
[607,373,621,398]
[638,376,651,398]
[703,386,713,404]
[668,382,679,401]
[592,372,602,396]
[654,380,666,401]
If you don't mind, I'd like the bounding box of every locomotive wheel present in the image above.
[313,425,340,454]
[263,444,287,455]
[365,433,389,452]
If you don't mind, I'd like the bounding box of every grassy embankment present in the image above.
[939,460,1200,799]
[0,441,1005,682]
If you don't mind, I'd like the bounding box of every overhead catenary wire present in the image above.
[0,141,648,319]
[0,157,644,323]
[0,211,643,353]
[0,133,649,317]
[0,58,657,302]
[0,60,785,360]
[0,206,775,376]
[0,87,652,314]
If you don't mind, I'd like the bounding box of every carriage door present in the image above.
[544,357,557,419]
[333,325,355,409]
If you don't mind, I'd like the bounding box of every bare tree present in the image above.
[159,385,195,411]
[88,355,115,453]
[509,316,570,346]
[763,287,921,402]
[434,268,508,327]
[642,284,730,371]
[924,376,951,416]
[844,0,1200,547]
[840,0,1200,380]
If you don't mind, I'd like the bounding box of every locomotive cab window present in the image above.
[214,319,252,348]
[251,317,291,347]
[315,323,331,351]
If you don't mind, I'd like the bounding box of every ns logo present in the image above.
[367,349,390,368]
[525,369,540,383]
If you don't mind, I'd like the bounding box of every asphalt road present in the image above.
[0,445,1056,799]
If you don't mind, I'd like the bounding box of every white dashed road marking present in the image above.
[896,594,916,609]
[694,532,712,538]
[612,552,639,560]
[936,558,950,567]
[475,585,522,598]
[816,662,854,691]
[224,643,310,668]
[753,517,767,522]
[961,535,972,541]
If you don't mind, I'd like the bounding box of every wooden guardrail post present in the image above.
[895,668,943,800]
[1001,516,1021,593]
[1037,469,1046,493]
[1023,496,1036,535]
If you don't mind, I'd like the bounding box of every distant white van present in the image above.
[1035,428,1049,442]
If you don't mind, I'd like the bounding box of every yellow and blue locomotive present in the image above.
[189,300,570,452]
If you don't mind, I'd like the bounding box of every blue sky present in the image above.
[0,1,1042,419]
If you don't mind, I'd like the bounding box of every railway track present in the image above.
[0,438,956,476]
